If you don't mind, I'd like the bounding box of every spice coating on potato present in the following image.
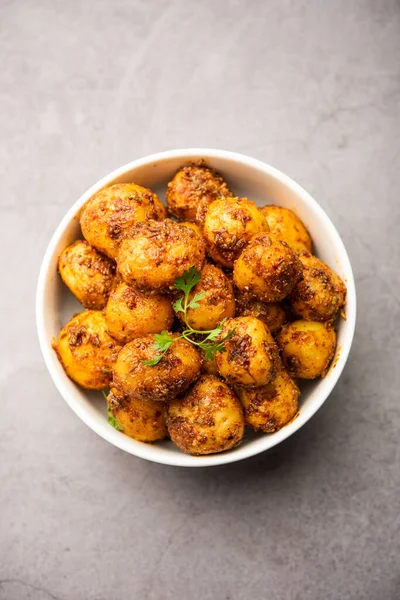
[261,205,312,254]
[166,162,232,223]
[112,334,202,401]
[56,311,122,389]
[58,240,116,309]
[179,221,205,239]
[277,320,336,379]
[107,388,167,442]
[289,252,346,322]
[233,233,303,302]
[237,370,299,432]
[167,375,245,455]
[203,197,270,268]
[176,263,235,331]
[215,316,280,388]
[235,289,287,334]
[117,219,205,293]
[105,282,174,343]
[80,183,166,259]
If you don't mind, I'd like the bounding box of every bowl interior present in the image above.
[37,150,356,467]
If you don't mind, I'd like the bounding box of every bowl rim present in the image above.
[36,148,356,467]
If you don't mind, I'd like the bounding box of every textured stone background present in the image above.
[1,1,400,599]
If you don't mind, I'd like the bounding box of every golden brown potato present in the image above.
[167,375,245,455]
[203,197,270,268]
[235,289,287,334]
[201,354,219,376]
[277,320,336,379]
[176,263,235,330]
[261,205,312,254]
[166,161,232,223]
[55,311,122,389]
[289,252,346,322]
[112,334,202,401]
[107,388,167,442]
[237,370,299,432]
[80,183,166,259]
[117,219,205,293]
[233,233,303,302]
[104,282,174,343]
[215,316,280,388]
[58,240,116,309]
[179,221,205,239]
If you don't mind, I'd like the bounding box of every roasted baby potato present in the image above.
[201,354,219,376]
[261,205,312,254]
[237,369,299,432]
[107,388,167,442]
[117,219,205,293]
[80,183,166,259]
[56,311,122,389]
[105,282,174,343]
[235,290,287,334]
[176,263,235,330]
[166,161,232,223]
[277,320,336,379]
[167,375,245,455]
[215,316,280,388]
[233,233,303,302]
[289,252,346,322]
[58,240,116,309]
[179,221,205,239]
[112,333,202,401]
[203,197,270,268]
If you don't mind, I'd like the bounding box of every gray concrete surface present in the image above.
[1,0,400,598]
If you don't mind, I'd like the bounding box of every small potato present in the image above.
[215,316,280,388]
[107,388,167,442]
[55,311,122,389]
[117,219,205,293]
[104,282,174,343]
[233,233,303,302]
[167,375,245,455]
[80,183,166,259]
[201,354,219,376]
[203,197,270,268]
[112,334,202,401]
[289,252,346,322]
[235,289,287,334]
[58,240,116,309]
[176,263,235,331]
[261,205,312,254]
[179,221,205,239]
[277,320,336,379]
[166,161,232,223]
[237,370,299,433]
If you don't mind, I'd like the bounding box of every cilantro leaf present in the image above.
[108,405,123,431]
[153,331,174,352]
[174,266,201,294]
[142,355,164,366]
[187,291,206,310]
[172,297,184,314]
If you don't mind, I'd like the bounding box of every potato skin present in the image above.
[262,205,312,254]
[112,334,202,401]
[235,289,287,334]
[117,219,205,293]
[167,375,245,455]
[237,370,299,432]
[179,221,205,239]
[215,316,280,388]
[104,282,174,343]
[166,162,232,223]
[277,320,336,379]
[289,252,346,322]
[107,388,167,442]
[80,183,166,259]
[203,197,270,268]
[58,240,116,309]
[176,263,235,330]
[233,233,303,302]
[56,311,122,389]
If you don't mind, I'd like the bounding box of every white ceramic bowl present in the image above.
[36,149,356,467]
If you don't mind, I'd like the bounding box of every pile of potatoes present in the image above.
[55,161,346,455]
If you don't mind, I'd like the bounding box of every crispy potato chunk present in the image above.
[235,289,287,334]
[80,183,166,259]
[233,233,303,302]
[237,370,299,432]
[107,388,167,442]
[56,311,122,389]
[277,320,336,379]
[203,197,270,268]
[112,334,202,401]
[261,205,312,254]
[167,375,245,455]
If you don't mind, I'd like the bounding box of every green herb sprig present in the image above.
[102,390,123,431]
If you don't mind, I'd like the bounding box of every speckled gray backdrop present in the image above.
[1,0,399,599]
